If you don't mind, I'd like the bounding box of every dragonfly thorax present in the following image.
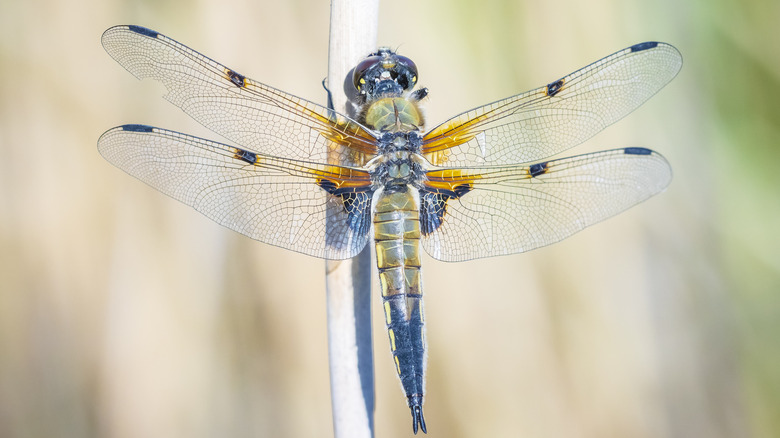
[364,97,424,132]
[368,149,427,190]
[379,131,422,153]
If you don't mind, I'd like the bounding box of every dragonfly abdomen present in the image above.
[373,187,427,434]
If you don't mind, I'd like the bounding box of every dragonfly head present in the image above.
[353,47,418,99]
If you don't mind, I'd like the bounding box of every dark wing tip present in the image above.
[411,405,427,434]
[630,41,659,52]
[628,41,683,83]
[624,147,653,155]
[97,124,157,153]
[126,25,159,38]
[120,124,155,133]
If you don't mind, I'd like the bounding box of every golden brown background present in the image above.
[1,0,778,437]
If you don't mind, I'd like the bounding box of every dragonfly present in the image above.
[98,25,682,434]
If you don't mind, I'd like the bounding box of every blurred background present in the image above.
[1,0,778,436]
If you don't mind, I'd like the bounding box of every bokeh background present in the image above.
[1,0,778,437]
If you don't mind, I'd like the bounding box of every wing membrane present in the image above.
[422,42,682,167]
[421,148,671,262]
[101,25,377,166]
[98,124,372,259]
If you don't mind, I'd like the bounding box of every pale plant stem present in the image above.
[325,1,379,437]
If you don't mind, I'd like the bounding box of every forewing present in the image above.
[422,42,682,167]
[101,25,377,166]
[98,124,373,259]
[420,147,671,262]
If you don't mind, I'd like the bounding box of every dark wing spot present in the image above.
[341,191,373,235]
[420,192,446,235]
[316,179,339,194]
[419,185,472,235]
[234,148,257,164]
[546,79,565,97]
[453,184,472,197]
[121,124,155,133]
[529,161,548,177]
[624,147,652,155]
[318,179,374,236]
[630,42,658,52]
[227,69,247,88]
[127,25,159,38]
[317,179,374,196]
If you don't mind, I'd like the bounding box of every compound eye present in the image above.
[352,55,382,91]
[395,55,418,86]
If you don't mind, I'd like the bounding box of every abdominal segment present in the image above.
[373,187,426,409]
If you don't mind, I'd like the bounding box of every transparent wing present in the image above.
[101,25,377,166]
[98,124,373,259]
[420,147,671,262]
[422,42,682,167]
